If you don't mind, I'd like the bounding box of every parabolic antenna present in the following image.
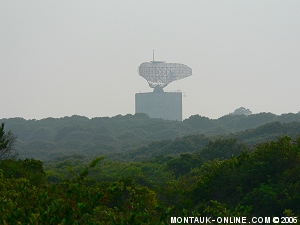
[138,60,192,91]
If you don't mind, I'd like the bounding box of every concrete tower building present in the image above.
[135,54,192,121]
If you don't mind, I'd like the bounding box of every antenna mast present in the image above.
[153,49,154,61]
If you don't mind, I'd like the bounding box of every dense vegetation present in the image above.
[1,113,300,223]
[1,135,300,223]
[1,112,300,161]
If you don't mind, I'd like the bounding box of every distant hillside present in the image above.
[114,121,300,161]
[1,112,300,161]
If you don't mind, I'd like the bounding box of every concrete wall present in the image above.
[135,92,182,121]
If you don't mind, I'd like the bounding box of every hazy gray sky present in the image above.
[1,1,299,120]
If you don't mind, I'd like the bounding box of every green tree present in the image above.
[0,159,46,186]
[196,138,249,161]
[0,123,17,160]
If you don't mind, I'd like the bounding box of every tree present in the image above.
[0,123,17,160]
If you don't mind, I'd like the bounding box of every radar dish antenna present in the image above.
[138,53,192,91]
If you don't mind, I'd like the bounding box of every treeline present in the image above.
[1,112,300,161]
[1,136,300,224]
[108,121,300,161]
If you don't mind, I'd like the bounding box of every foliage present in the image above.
[0,123,17,160]
[181,136,300,217]
[0,157,165,224]
[2,114,300,223]
[0,158,45,186]
[2,112,300,161]
[1,136,300,223]
[195,138,250,161]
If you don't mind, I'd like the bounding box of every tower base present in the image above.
[135,92,182,121]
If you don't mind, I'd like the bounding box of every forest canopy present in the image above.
[1,112,300,223]
[1,112,300,161]
[1,135,300,224]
